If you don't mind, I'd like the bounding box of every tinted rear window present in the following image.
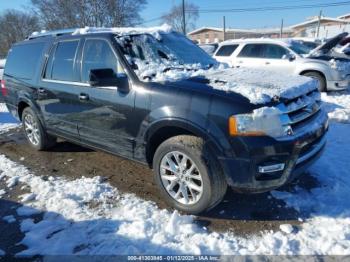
[215,45,238,56]
[238,44,264,58]
[5,42,45,80]
[45,40,79,82]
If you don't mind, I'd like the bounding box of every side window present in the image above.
[5,42,45,80]
[263,44,289,59]
[215,45,238,57]
[45,40,79,81]
[81,39,119,83]
[238,44,264,58]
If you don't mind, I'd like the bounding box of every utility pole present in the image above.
[316,10,322,38]
[223,16,226,41]
[182,0,186,35]
[280,19,284,38]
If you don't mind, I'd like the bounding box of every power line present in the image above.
[186,1,350,13]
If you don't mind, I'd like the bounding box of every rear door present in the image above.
[37,38,86,138]
[234,43,266,69]
[213,44,239,66]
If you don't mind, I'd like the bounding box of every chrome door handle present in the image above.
[38,88,46,94]
[79,93,89,101]
[265,62,270,65]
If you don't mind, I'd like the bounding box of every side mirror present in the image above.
[89,68,129,92]
[282,53,296,61]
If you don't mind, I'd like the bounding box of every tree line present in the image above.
[0,0,199,58]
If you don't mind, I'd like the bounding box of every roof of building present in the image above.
[188,26,293,35]
[290,16,348,29]
[338,13,350,19]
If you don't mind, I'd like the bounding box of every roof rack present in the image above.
[27,28,79,40]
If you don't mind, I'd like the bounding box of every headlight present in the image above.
[228,107,291,138]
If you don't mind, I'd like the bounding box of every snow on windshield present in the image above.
[116,32,216,79]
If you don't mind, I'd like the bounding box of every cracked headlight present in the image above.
[229,107,291,138]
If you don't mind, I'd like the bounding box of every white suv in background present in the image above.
[213,37,350,92]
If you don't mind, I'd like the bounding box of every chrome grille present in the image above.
[278,89,322,134]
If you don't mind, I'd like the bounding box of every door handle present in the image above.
[265,62,271,65]
[79,93,89,101]
[38,88,46,94]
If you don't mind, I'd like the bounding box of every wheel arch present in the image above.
[144,119,225,168]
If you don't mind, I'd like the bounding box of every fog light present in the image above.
[258,163,285,173]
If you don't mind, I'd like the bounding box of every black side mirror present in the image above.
[89,68,129,92]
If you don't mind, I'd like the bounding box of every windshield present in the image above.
[287,40,313,55]
[116,32,217,80]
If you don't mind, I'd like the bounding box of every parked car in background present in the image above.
[213,35,350,92]
[199,43,218,56]
[0,59,5,80]
[2,26,328,214]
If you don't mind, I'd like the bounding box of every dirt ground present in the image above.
[0,127,321,253]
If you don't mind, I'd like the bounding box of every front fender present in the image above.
[137,105,233,158]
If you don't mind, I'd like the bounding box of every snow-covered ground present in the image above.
[0,90,350,256]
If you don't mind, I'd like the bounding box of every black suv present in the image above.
[2,27,328,214]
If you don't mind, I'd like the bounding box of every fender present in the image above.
[16,94,46,127]
[295,60,331,80]
[136,105,235,160]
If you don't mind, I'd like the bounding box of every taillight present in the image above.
[1,80,7,96]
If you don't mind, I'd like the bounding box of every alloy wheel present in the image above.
[159,151,203,205]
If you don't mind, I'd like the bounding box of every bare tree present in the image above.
[0,10,40,57]
[161,2,199,34]
[31,0,147,30]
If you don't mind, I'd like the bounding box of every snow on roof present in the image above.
[30,24,173,39]
[337,13,350,19]
[291,16,348,29]
[219,38,290,46]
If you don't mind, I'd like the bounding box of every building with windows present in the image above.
[188,13,350,44]
[188,27,293,44]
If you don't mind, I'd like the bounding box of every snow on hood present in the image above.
[203,68,317,104]
[137,64,318,105]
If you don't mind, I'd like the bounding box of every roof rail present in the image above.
[27,28,79,40]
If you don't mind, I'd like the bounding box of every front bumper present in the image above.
[327,79,350,91]
[219,110,329,193]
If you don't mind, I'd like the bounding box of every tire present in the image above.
[22,107,56,151]
[153,135,227,214]
[302,72,327,92]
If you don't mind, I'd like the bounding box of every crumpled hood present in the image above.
[201,67,318,104]
[309,32,348,57]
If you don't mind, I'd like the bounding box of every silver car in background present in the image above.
[213,33,350,92]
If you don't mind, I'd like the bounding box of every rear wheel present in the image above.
[153,135,227,214]
[22,107,56,151]
[302,71,327,92]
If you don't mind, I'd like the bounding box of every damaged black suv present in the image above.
[2,26,328,214]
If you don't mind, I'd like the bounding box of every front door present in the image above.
[76,38,136,158]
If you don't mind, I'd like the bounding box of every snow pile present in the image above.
[272,123,350,254]
[0,103,19,133]
[0,122,350,255]
[321,90,350,123]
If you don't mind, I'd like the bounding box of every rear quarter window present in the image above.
[5,42,45,80]
[215,44,238,56]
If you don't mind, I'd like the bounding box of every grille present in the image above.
[277,89,322,134]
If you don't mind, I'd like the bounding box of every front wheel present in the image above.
[22,107,56,151]
[153,135,227,214]
[302,72,327,92]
